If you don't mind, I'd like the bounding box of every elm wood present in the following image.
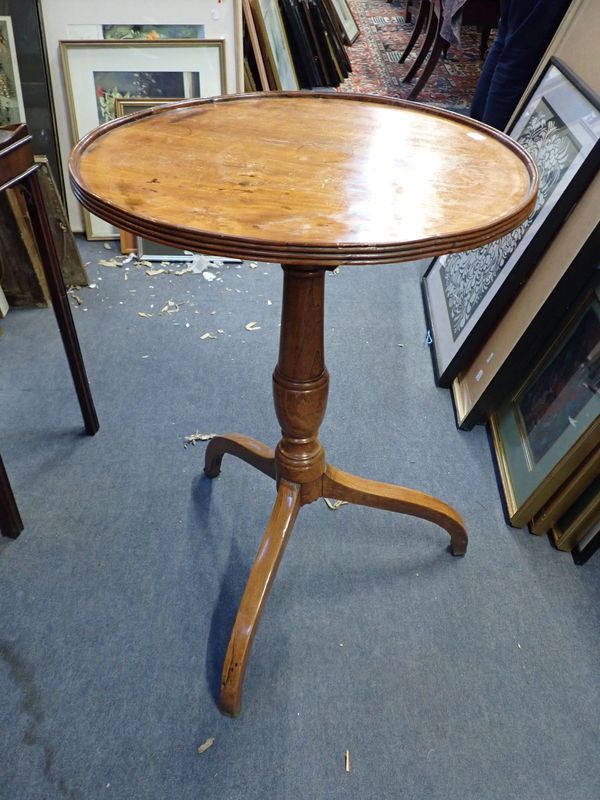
[206,265,467,716]
[69,92,538,714]
[322,465,467,554]
[69,94,538,268]
[220,479,301,716]
[0,452,23,539]
[205,434,276,479]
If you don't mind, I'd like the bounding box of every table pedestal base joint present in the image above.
[204,437,467,717]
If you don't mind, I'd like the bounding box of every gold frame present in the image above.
[550,475,600,551]
[249,0,298,91]
[530,448,600,535]
[243,0,270,91]
[489,285,600,528]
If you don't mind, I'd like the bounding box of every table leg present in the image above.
[23,172,99,437]
[220,479,301,716]
[0,452,23,539]
[206,263,467,716]
[205,433,276,479]
[322,464,467,555]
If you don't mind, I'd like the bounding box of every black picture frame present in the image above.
[422,57,600,388]
[451,219,600,430]
[0,0,63,198]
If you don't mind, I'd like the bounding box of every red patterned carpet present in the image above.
[338,0,491,112]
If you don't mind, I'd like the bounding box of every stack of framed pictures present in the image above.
[420,58,600,555]
[244,0,357,92]
[488,276,600,530]
[422,58,600,389]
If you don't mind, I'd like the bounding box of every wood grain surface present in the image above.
[70,92,538,266]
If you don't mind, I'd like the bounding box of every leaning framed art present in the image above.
[452,219,600,430]
[422,58,600,387]
[60,39,226,239]
[250,0,299,91]
[0,16,26,124]
[489,278,600,528]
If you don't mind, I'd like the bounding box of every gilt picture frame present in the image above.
[451,220,600,430]
[422,58,600,387]
[489,279,600,528]
[250,0,299,91]
[328,0,360,45]
[60,39,226,239]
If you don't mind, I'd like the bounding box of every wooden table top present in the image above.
[70,92,538,266]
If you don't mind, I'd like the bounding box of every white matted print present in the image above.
[60,39,226,238]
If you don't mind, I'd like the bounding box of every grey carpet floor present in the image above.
[0,239,598,800]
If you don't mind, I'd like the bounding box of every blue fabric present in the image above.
[470,0,573,130]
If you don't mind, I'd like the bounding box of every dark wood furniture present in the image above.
[0,124,98,539]
[69,92,537,716]
[402,0,500,100]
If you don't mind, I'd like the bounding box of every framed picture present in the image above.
[328,0,360,45]
[550,474,600,552]
[60,39,226,239]
[0,16,26,124]
[242,0,270,91]
[530,448,600,535]
[489,278,600,528]
[451,220,600,429]
[102,24,205,40]
[250,0,299,91]
[422,58,600,387]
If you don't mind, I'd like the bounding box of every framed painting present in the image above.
[102,24,205,40]
[250,0,299,91]
[489,278,600,528]
[60,39,226,239]
[529,447,600,536]
[550,474,600,552]
[242,0,270,91]
[422,58,600,387]
[451,219,600,430]
[0,16,25,124]
[328,0,360,45]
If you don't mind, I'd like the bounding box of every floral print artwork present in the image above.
[440,98,581,341]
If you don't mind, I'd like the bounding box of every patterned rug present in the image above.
[338,0,492,112]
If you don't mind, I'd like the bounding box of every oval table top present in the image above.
[70,92,538,266]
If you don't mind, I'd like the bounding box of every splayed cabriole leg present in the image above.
[220,479,301,717]
[322,465,468,556]
[205,263,467,716]
[204,433,276,480]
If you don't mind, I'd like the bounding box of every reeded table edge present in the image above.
[69,91,539,266]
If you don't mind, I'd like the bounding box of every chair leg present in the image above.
[22,172,99,436]
[403,2,437,81]
[407,30,445,100]
[399,0,430,63]
[0,452,23,539]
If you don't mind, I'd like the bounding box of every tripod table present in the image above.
[69,93,538,716]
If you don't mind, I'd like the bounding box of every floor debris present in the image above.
[244,321,261,331]
[184,432,216,446]
[197,738,215,755]
[200,332,216,340]
[344,750,351,772]
[323,498,348,510]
